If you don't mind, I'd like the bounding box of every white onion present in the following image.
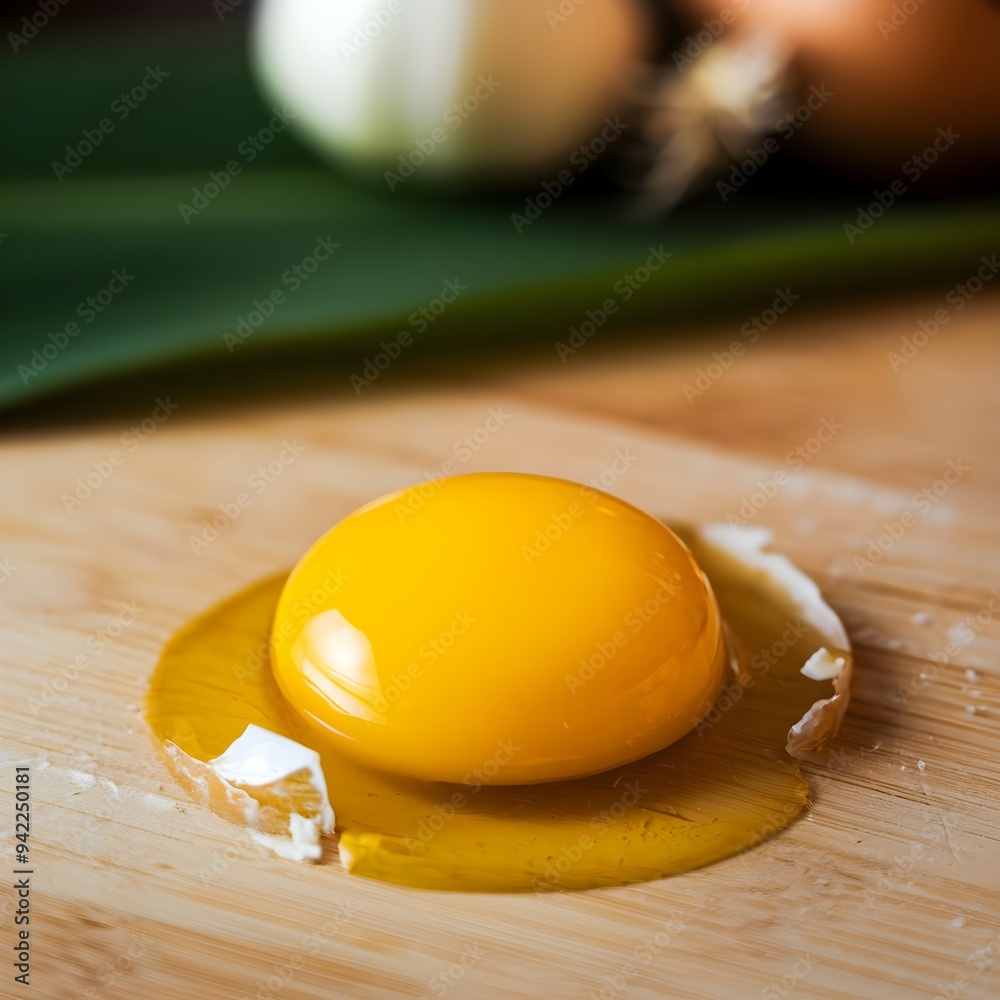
[251,0,650,186]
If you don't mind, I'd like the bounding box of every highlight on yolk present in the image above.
[270,472,728,784]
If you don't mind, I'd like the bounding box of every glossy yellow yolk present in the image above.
[271,472,726,784]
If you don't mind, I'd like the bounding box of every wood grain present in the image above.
[1,291,999,1000]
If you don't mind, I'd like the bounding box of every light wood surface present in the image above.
[1,291,999,1000]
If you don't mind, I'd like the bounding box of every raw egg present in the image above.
[271,473,727,784]
[145,474,852,892]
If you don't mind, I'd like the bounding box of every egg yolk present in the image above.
[271,472,726,784]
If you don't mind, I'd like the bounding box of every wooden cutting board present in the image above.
[2,291,998,1000]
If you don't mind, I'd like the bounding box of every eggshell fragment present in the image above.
[165,724,334,861]
[693,524,853,757]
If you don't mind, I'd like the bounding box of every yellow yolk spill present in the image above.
[145,481,850,892]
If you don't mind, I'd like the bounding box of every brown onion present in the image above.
[674,0,1000,179]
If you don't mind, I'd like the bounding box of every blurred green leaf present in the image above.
[3,25,998,411]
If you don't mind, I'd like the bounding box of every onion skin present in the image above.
[253,0,651,187]
[675,0,1000,180]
